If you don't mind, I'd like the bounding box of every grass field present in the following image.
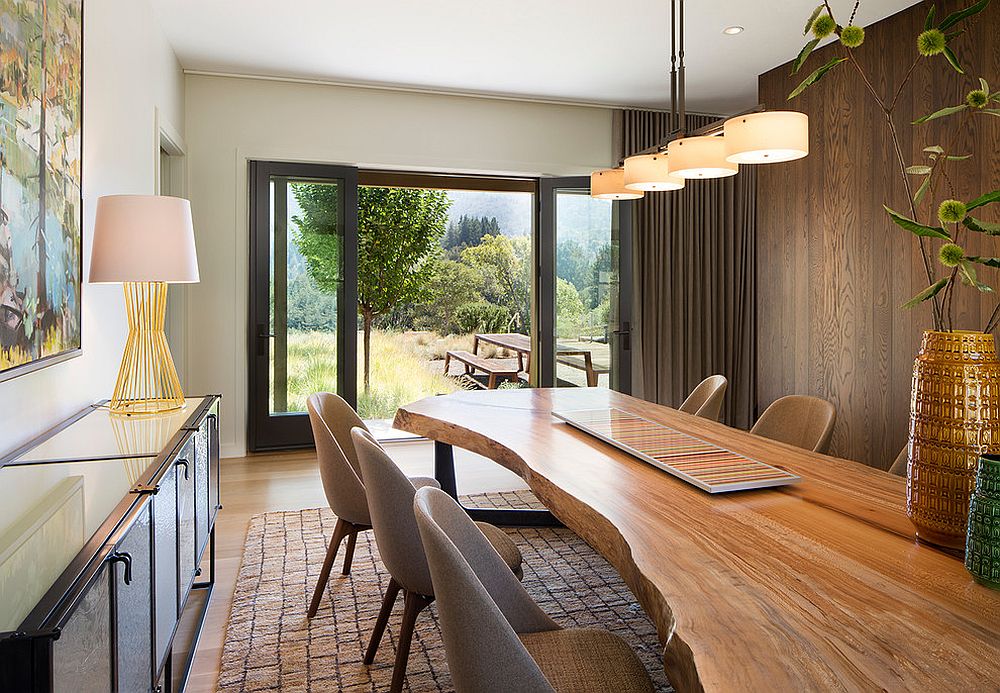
[271,329,464,419]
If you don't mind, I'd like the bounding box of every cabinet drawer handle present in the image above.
[176,458,190,480]
[110,551,133,585]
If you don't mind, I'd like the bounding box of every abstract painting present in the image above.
[0,0,83,381]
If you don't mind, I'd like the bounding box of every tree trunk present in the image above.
[362,310,373,391]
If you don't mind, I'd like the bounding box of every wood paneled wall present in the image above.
[757,0,1000,468]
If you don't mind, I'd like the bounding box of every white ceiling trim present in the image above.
[182,69,695,113]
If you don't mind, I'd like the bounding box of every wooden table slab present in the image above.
[393,387,1000,692]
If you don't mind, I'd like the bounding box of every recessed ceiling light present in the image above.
[722,25,744,35]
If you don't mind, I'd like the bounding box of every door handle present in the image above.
[614,322,631,351]
[110,551,133,585]
[256,324,274,356]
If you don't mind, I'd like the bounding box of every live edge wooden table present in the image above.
[393,387,1000,692]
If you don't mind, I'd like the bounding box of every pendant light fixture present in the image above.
[591,168,645,200]
[667,136,737,178]
[592,0,808,198]
[723,111,809,163]
[623,154,684,191]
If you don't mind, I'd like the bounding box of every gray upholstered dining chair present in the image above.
[305,392,373,617]
[889,446,908,476]
[413,485,655,693]
[305,392,443,618]
[678,375,728,421]
[352,428,524,693]
[751,395,836,454]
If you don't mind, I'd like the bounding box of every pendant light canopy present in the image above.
[666,136,737,179]
[591,168,645,200]
[724,111,809,164]
[623,154,685,191]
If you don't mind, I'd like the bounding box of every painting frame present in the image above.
[0,0,84,383]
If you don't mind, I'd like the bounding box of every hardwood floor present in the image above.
[185,441,528,692]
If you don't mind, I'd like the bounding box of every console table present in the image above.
[0,395,221,693]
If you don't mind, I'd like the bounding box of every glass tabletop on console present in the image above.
[6,398,203,465]
[0,398,205,633]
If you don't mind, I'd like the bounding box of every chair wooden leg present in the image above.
[487,373,497,389]
[307,518,350,618]
[363,577,401,665]
[342,528,359,576]
[389,590,434,693]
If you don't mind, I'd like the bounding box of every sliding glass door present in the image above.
[248,161,358,450]
[248,166,629,451]
[538,178,632,393]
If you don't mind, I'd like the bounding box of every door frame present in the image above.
[538,177,633,392]
[247,160,359,451]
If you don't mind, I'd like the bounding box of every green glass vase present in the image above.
[966,454,1000,589]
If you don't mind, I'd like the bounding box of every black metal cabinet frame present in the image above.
[0,396,222,693]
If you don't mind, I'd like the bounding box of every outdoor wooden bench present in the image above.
[443,350,519,389]
[556,354,610,387]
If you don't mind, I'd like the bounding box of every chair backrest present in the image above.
[751,395,837,454]
[888,446,908,476]
[413,486,559,693]
[352,427,435,596]
[306,392,370,526]
[678,375,728,421]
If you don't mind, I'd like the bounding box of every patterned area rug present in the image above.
[219,491,671,692]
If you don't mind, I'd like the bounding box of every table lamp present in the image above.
[89,195,200,415]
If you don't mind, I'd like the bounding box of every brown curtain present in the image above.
[622,110,757,429]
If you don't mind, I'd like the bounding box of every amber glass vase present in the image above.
[908,330,1000,549]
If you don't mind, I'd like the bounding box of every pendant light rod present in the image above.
[678,0,686,135]
[670,0,677,133]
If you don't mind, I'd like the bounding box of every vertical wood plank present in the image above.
[757,0,999,467]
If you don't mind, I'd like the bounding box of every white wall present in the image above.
[183,74,615,457]
[0,0,185,454]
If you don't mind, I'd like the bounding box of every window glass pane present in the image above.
[554,191,615,388]
[356,187,535,427]
[269,178,343,414]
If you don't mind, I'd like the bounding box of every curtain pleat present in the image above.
[623,110,757,429]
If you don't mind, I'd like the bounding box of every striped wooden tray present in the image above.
[552,408,800,493]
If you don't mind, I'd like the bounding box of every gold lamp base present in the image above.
[110,281,185,416]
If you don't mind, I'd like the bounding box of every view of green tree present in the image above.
[293,185,452,389]
[412,258,484,333]
[580,242,614,309]
[556,277,587,337]
[460,234,531,331]
[287,273,337,331]
[455,301,513,334]
[556,239,591,292]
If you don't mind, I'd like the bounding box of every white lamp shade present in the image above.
[89,195,200,283]
[667,136,738,179]
[724,111,808,164]
[623,154,685,191]
[591,168,644,200]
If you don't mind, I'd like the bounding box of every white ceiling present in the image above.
[151,0,917,113]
